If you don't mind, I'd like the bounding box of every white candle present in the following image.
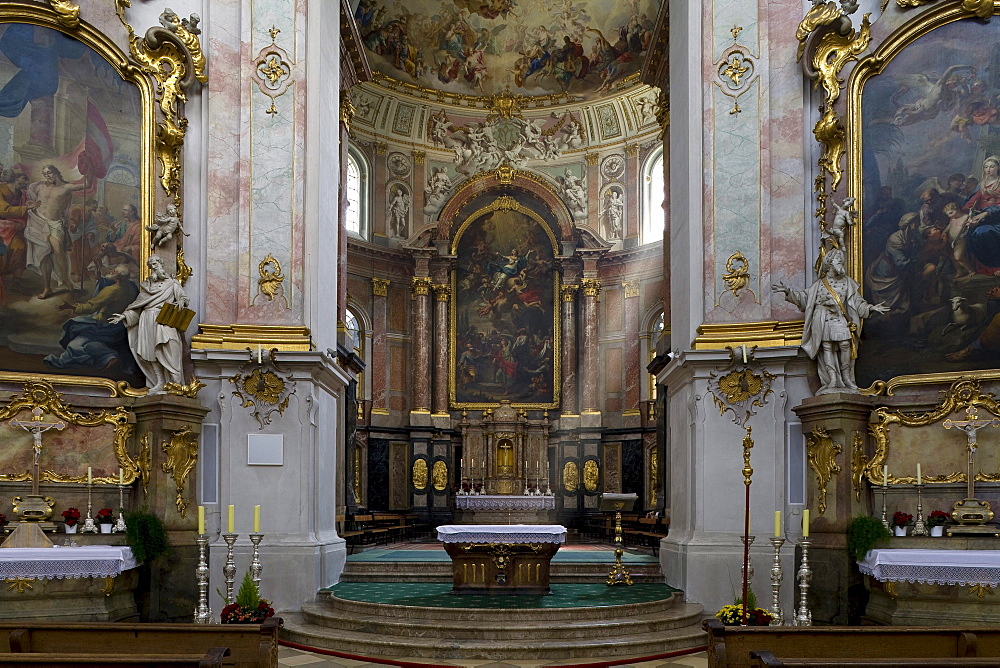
[774,510,781,538]
[802,509,810,538]
[197,506,205,535]
[883,465,888,486]
[257,344,262,364]
[118,468,123,485]
[227,504,235,534]
[87,467,92,485]
[253,505,260,533]
[742,345,748,363]
[917,463,922,486]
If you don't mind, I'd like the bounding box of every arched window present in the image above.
[346,149,369,239]
[345,307,365,404]
[641,147,665,245]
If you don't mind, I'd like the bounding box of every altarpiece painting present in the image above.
[451,197,558,408]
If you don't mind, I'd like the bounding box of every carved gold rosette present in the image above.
[806,427,842,515]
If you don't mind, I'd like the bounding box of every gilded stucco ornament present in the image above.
[229,349,296,430]
[851,431,866,501]
[583,459,600,492]
[412,458,428,490]
[563,461,579,492]
[806,427,842,515]
[48,0,80,29]
[161,427,199,517]
[886,0,995,20]
[707,346,776,426]
[164,378,206,399]
[721,251,756,304]
[432,460,448,491]
[253,26,294,118]
[257,254,286,304]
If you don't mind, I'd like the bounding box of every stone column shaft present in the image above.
[623,281,641,413]
[580,279,601,413]
[560,285,579,415]
[411,277,432,412]
[433,284,450,414]
[373,142,388,238]
[371,278,389,413]
[625,143,640,242]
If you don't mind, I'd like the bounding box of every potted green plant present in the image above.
[124,510,170,564]
[847,515,891,561]
[221,572,275,624]
[891,511,912,537]
[927,510,950,537]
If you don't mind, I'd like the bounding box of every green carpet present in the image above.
[346,549,658,564]
[325,582,680,608]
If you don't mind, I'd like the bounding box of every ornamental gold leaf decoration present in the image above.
[889,0,995,20]
[563,461,579,492]
[432,460,448,491]
[253,26,294,118]
[708,348,776,427]
[852,431,867,502]
[257,254,286,304]
[228,350,296,430]
[583,459,599,492]
[138,432,151,495]
[806,427,842,515]
[164,378,206,399]
[161,427,198,517]
[721,251,757,303]
[48,0,80,29]
[412,458,428,490]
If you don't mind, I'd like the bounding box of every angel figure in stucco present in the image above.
[772,248,888,394]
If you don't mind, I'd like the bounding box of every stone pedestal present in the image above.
[0,570,138,623]
[792,392,876,624]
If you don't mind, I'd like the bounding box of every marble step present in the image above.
[340,560,664,583]
[281,609,707,660]
[299,598,704,640]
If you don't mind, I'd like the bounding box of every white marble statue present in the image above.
[109,254,189,394]
[423,167,453,215]
[602,188,624,239]
[772,248,888,394]
[824,197,856,250]
[146,204,185,248]
[388,186,410,238]
[557,168,587,218]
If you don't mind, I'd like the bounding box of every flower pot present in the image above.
[64,523,77,534]
[893,526,907,537]
[99,523,113,534]
[930,525,945,537]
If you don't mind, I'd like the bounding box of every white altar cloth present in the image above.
[858,549,1000,586]
[437,524,567,544]
[454,495,555,511]
[0,546,137,580]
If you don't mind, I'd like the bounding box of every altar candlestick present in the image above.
[802,509,810,538]
[198,505,205,534]
[883,465,888,486]
[227,504,235,534]
[917,463,922,486]
[774,511,781,538]
[87,467,92,485]
[253,505,260,533]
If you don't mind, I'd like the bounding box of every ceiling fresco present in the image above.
[353,0,660,100]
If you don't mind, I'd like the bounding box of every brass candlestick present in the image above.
[794,537,812,626]
[606,508,633,586]
[194,534,211,624]
[81,482,98,533]
[249,533,264,587]
[768,536,785,626]
[880,484,889,530]
[912,483,928,536]
[114,481,126,533]
[222,533,238,604]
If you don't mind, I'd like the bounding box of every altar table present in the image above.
[859,549,1000,586]
[437,524,566,594]
[453,495,556,511]
[0,546,137,580]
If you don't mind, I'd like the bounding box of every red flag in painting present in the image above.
[77,100,113,180]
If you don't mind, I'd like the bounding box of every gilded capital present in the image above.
[372,277,389,297]
[585,153,599,166]
[412,150,426,165]
[433,284,451,301]
[411,276,432,297]
[340,89,355,131]
[622,280,640,298]
[581,279,602,298]
[375,141,388,155]
[560,284,579,302]
[625,143,640,158]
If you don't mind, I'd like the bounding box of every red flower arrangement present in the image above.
[96,508,115,525]
[61,508,81,526]
[221,573,275,624]
[891,511,913,528]
[928,510,951,527]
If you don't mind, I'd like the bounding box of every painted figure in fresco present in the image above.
[25,164,84,300]
[108,204,142,263]
[0,172,32,302]
[891,64,976,127]
[865,212,922,316]
[961,155,1000,273]
[943,202,976,277]
[774,248,889,394]
[110,255,189,394]
[43,265,138,374]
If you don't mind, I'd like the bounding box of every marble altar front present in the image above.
[437,524,566,594]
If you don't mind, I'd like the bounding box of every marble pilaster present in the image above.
[411,277,432,414]
[371,277,389,414]
[580,279,601,415]
[560,284,579,416]
[625,143,640,243]
[623,280,641,415]
[412,150,426,225]
[585,153,599,223]
[372,142,388,239]
[432,284,450,415]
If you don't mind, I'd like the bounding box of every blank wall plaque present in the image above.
[248,434,283,466]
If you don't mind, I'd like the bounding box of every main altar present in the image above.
[437,524,566,594]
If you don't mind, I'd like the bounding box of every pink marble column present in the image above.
[580,279,601,413]
[625,143,640,243]
[411,277,432,412]
[560,284,579,415]
[623,280,641,414]
[373,142,388,239]
[371,278,389,414]
[413,150,426,215]
[432,284,450,415]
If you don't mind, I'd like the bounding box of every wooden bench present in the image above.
[705,620,1000,667]
[0,647,229,667]
[749,651,1000,667]
[336,514,365,553]
[0,618,281,668]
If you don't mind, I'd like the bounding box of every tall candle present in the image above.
[471,458,474,468]
[742,345,748,363]
[802,509,810,538]
[916,463,922,486]
[87,466,92,485]
[227,504,235,534]
[119,468,123,485]
[883,465,888,486]
[197,506,205,534]
[253,505,260,533]
[257,344,262,364]
[774,510,781,538]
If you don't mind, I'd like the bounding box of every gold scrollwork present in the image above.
[229,352,296,430]
[48,0,80,29]
[563,461,579,492]
[164,378,206,399]
[806,427,842,515]
[0,381,137,486]
[412,458,428,490]
[970,583,995,598]
[583,459,599,492]
[888,0,995,20]
[253,27,294,118]
[161,427,198,517]
[432,460,448,491]
[5,578,33,594]
[852,431,866,501]
[257,254,285,304]
[868,378,1000,486]
[138,433,151,495]
[708,353,776,427]
[721,251,757,303]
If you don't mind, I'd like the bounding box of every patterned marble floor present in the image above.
[278,644,709,668]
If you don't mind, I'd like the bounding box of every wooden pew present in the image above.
[0,647,229,667]
[0,618,281,668]
[705,619,1000,667]
[750,651,1000,667]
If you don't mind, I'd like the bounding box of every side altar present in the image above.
[437,524,566,594]
[454,494,555,525]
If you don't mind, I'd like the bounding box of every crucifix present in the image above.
[943,405,1000,530]
[8,407,66,516]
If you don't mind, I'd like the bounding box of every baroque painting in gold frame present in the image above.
[0,4,156,391]
[847,4,1000,392]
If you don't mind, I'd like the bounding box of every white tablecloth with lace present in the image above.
[0,546,137,580]
[454,495,556,511]
[858,549,1000,586]
[437,524,567,544]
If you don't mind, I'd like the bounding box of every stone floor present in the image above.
[277,644,709,667]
